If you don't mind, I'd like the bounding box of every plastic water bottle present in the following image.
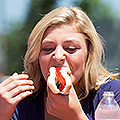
[95,91,120,120]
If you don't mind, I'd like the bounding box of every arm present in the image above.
[46,86,88,120]
[0,73,34,120]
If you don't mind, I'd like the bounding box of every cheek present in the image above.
[39,54,50,81]
[70,52,87,85]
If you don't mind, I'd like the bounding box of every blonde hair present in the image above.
[24,6,119,99]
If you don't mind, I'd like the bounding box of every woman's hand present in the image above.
[0,73,34,120]
[46,86,88,120]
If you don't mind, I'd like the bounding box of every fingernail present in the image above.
[24,74,29,78]
[30,90,33,93]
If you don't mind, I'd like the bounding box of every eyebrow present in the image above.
[42,39,81,44]
[42,39,55,43]
[63,39,80,44]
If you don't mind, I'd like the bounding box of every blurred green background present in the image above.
[0,0,120,78]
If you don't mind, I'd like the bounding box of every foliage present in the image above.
[6,0,56,74]
[6,0,115,74]
[74,0,115,20]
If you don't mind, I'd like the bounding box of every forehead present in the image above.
[43,25,81,40]
[41,25,88,47]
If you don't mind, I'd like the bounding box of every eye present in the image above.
[42,47,55,53]
[43,48,53,51]
[64,47,78,53]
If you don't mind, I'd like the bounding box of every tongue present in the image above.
[55,67,66,91]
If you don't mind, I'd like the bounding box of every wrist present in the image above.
[0,114,12,120]
[74,108,88,120]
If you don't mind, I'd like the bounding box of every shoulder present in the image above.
[100,79,120,91]
[82,79,120,120]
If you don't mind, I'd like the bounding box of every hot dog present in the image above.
[47,67,72,94]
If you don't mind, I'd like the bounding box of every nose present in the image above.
[53,46,66,62]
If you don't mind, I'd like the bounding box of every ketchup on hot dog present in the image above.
[55,67,66,91]
[47,66,72,94]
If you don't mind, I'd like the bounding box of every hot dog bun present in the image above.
[47,67,72,94]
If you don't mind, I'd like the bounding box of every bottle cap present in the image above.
[103,91,114,96]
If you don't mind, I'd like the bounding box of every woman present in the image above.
[0,6,120,120]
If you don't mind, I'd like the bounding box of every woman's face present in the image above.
[39,25,88,85]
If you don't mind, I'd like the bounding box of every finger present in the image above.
[12,91,33,105]
[13,72,18,76]
[47,86,69,101]
[0,74,29,87]
[47,87,57,101]
[4,79,34,92]
[0,73,16,87]
[47,86,57,106]
[9,85,35,98]
[47,86,55,95]
[47,87,56,101]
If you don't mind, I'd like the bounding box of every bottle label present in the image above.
[95,109,120,119]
